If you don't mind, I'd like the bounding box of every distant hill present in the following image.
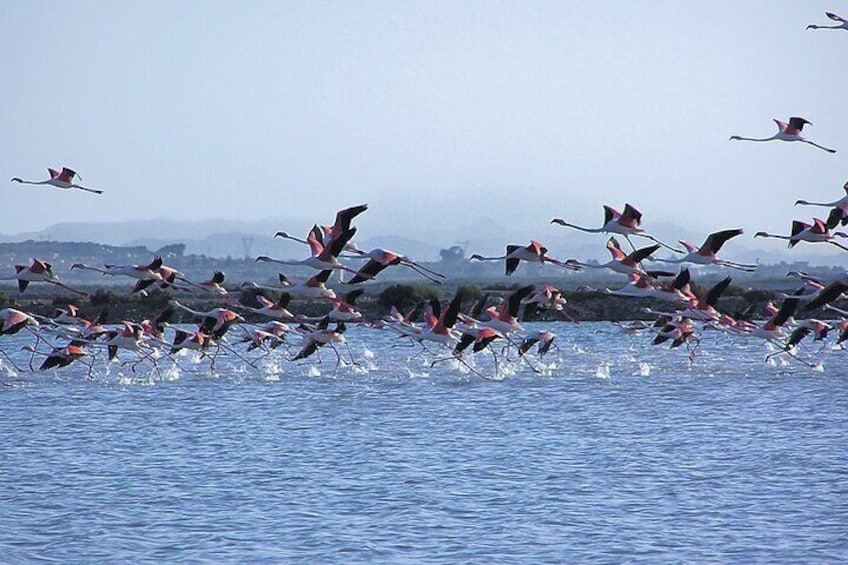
[2,216,848,267]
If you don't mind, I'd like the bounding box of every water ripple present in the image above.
[0,322,846,563]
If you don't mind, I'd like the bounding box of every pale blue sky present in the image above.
[2,1,846,254]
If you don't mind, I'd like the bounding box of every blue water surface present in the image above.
[1,322,846,563]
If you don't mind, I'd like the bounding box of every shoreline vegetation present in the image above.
[0,280,807,325]
[0,239,844,324]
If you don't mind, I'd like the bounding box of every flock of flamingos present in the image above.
[1,11,847,380]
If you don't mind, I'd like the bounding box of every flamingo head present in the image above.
[753,232,768,238]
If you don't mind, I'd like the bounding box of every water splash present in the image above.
[635,363,651,376]
[306,366,321,378]
[595,363,611,379]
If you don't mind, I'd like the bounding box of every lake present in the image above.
[1,322,846,563]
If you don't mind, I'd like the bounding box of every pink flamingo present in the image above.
[470,241,581,276]
[551,203,681,252]
[257,226,362,278]
[755,218,848,251]
[345,248,446,284]
[11,167,103,194]
[654,229,757,271]
[1,258,87,295]
[565,237,660,274]
[795,181,848,227]
[730,117,836,153]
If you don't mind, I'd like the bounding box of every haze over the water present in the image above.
[2,2,846,254]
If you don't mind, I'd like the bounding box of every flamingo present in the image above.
[169,300,245,339]
[469,241,581,276]
[35,341,90,371]
[730,117,836,153]
[755,219,848,251]
[803,272,848,312]
[479,285,535,335]
[244,270,336,300]
[641,276,733,322]
[274,204,368,251]
[795,181,848,227]
[551,203,682,252]
[11,167,103,194]
[71,257,165,294]
[0,308,39,336]
[257,226,362,278]
[170,329,212,355]
[744,293,803,344]
[1,258,87,295]
[807,12,848,31]
[654,229,757,271]
[345,248,446,285]
[579,270,692,302]
[775,272,829,301]
[520,284,568,318]
[193,271,228,296]
[418,291,464,347]
[518,330,557,357]
[565,238,660,275]
[651,316,698,349]
[291,319,353,371]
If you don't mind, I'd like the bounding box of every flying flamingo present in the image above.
[730,117,836,153]
[654,229,757,271]
[518,330,557,357]
[244,270,336,300]
[0,308,40,336]
[641,276,733,322]
[565,237,659,275]
[1,258,87,295]
[345,248,446,285]
[470,241,581,276]
[11,167,103,194]
[755,218,848,251]
[807,12,848,31]
[257,226,363,279]
[803,272,848,312]
[169,300,245,339]
[34,341,90,372]
[274,204,368,251]
[551,203,682,252]
[71,257,165,294]
[418,291,464,347]
[479,285,536,335]
[795,181,848,227]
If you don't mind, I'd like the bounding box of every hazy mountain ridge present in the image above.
[2,217,847,267]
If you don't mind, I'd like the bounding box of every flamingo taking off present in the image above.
[730,117,836,153]
[11,167,103,194]
[807,12,848,31]
[551,203,682,252]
